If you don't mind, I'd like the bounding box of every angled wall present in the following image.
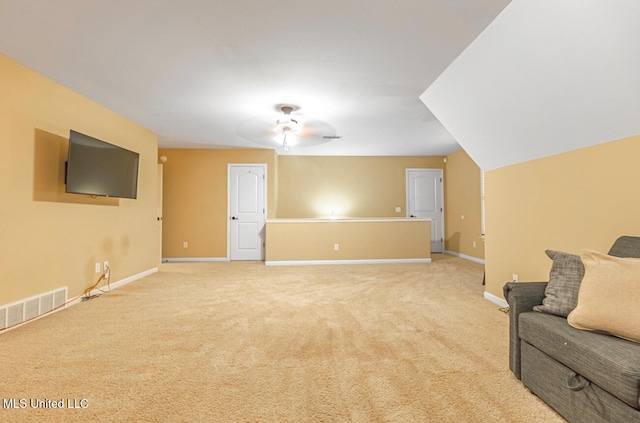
[484,134,640,299]
[421,0,640,172]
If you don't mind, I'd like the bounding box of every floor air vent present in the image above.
[1,287,68,332]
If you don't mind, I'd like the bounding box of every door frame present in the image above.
[157,163,164,263]
[405,168,445,253]
[227,163,267,261]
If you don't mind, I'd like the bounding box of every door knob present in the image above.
[230,216,238,220]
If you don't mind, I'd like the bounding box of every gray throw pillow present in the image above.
[533,250,585,317]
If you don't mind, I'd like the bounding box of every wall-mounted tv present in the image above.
[65,130,139,199]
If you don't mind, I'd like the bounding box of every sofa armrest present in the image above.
[503,281,548,379]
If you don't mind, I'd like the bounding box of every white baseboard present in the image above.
[484,291,508,308]
[76,267,159,305]
[162,257,228,263]
[265,258,431,266]
[2,267,158,334]
[444,250,485,264]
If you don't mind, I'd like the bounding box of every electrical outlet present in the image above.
[512,273,519,282]
[395,207,401,213]
[95,262,101,273]
[103,261,109,273]
[472,241,476,248]
[334,243,339,251]
[183,242,188,248]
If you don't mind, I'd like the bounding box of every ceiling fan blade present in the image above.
[236,115,279,142]
[296,118,336,138]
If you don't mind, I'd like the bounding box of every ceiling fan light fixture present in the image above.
[275,105,300,131]
[273,132,297,152]
[274,116,299,134]
[274,105,300,151]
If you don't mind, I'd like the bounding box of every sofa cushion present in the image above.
[533,250,584,317]
[608,236,640,258]
[568,250,640,343]
[519,311,640,411]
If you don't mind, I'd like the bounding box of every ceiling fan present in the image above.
[236,105,340,152]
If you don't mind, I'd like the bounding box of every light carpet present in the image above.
[1,254,565,422]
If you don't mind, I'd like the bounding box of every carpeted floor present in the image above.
[1,254,565,422]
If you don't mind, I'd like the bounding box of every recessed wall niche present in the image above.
[33,128,117,206]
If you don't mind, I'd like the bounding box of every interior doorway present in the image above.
[228,164,267,260]
[406,168,444,253]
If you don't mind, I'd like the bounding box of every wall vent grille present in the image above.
[53,289,66,309]
[1,287,68,332]
[41,293,54,314]
[7,304,23,327]
[24,298,40,321]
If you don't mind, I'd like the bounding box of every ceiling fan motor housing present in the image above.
[280,106,294,115]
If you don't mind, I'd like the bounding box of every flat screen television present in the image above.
[65,130,139,199]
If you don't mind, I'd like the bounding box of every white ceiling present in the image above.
[422,0,640,171]
[0,0,510,156]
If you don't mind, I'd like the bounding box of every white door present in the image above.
[407,168,444,253]
[229,164,266,260]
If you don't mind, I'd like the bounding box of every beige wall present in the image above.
[159,153,444,259]
[0,54,159,306]
[444,149,484,260]
[265,219,431,262]
[276,156,444,218]
[158,148,277,258]
[484,134,640,299]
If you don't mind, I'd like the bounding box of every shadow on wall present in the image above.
[32,129,117,206]
[447,232,461,252]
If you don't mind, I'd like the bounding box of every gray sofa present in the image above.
[504,236,640,423]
